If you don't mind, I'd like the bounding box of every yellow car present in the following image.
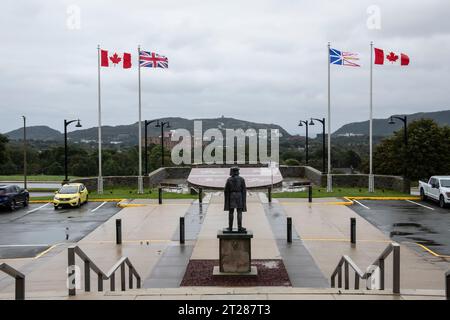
[53,183,89,210]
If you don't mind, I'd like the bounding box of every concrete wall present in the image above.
[286,165,408,192]
[71,167,191,190]
[279,165,305,178]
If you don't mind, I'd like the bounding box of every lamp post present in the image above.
[388,115,408,178]
[155,120,171,167]
[22,116,27,190]
[144,119,158,175]
[309,118,326,173]
[64,119,82,183]
[298,120,309,164]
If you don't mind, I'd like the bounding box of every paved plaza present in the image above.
[0,193,448,300]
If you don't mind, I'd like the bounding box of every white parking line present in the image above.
[405,199,435,210]
[353,200,370,209]
[26,202,50,213]
[91,201,107,212]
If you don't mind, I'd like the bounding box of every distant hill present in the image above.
[334,109,450,137]
[4,117,291,145]
[5,125,62,141]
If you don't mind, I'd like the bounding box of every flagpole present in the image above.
[327,42,332,192]
[369,41,374,192]
[97,45,103,194]
[138,45,144,194]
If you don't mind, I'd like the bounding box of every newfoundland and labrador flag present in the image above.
[329,48,360,67]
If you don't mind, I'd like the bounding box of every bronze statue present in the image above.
[224,167,247,232]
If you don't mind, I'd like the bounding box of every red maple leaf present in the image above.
[109,53,122,65]
[386,52,399,63]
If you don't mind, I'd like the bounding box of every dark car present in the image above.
[0,185,29,211]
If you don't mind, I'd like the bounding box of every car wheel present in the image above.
[54,206,58,210]
[9,200,16,212]
[23,197,29,207]
[439,195,446,208]
[77,200,81,208]
[84,195,89,204]
[420,188,427,201]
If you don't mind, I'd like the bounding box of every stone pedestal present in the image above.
[213,229,257,276]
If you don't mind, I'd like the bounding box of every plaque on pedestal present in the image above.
[213,230,257,276]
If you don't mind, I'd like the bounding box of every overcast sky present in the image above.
[1,0,449,136]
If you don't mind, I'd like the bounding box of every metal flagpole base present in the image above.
[137,176,144,194]
[326,173,333,192]
[97,176,103,194]
[368,174,375,193]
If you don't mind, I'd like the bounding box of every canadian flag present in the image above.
[374,48,409,66]
[100,49,132,68]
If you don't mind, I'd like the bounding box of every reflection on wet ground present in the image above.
[349,200,450,255]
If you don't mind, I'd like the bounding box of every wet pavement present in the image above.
[349,199,450,255]
[0,201,120,259]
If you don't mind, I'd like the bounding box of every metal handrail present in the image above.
[331,242,400,294]
[0,263,25,300]
[67,245,141,296]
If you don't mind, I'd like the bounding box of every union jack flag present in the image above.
[329,48,360,67]
[139,50,169,68]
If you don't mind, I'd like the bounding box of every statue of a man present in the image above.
[224,167,247,232]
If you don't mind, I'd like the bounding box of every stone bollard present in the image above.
[180,217,185,244]
[158,187,162,204]
[350,218,356,245]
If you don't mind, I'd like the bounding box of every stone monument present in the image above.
[213,167,257,276]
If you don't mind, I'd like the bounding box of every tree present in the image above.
[374,119,450,181]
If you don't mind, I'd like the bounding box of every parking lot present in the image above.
[349,199,450,256]
[0,201,121,259]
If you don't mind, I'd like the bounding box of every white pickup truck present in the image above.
[419,176,450,208]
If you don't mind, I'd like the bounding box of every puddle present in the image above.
[406,237,443,247]
[390,231,413,236]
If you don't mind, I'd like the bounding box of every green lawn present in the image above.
[273,187,409,198]
[31,187,197,201]
[0,175,81,182]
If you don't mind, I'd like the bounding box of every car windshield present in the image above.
[58,186,78,194]
[440,180,450,187]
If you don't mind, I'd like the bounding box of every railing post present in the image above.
[354,273,360,290]
[446,270,450,300]
[84,260,90,292]
[393,244,400,294]
[180,217,185,244]
[287,217,292,243]
[116,219,122,245]
[129,266,133,289]
[308,185,312,203]
[338,266,342,288]
[268,186,272,203]
[120,264,126,291]
[198,187,203,204]
[158,187,162,204]
[110,273,115,291]
[98,272,103,291]
[68,246,76,296]
[350,218,356,245]
[15,276,25,300]
[344,261,349,290]
[379,259,385,290]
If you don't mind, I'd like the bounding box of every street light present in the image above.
[298,120,309,164]
[63,119,82,183]
[388,115,408,178]
[22,116,27,190]
[309,118,326,173]
[155,120,171,167]
[144,119,158,175]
